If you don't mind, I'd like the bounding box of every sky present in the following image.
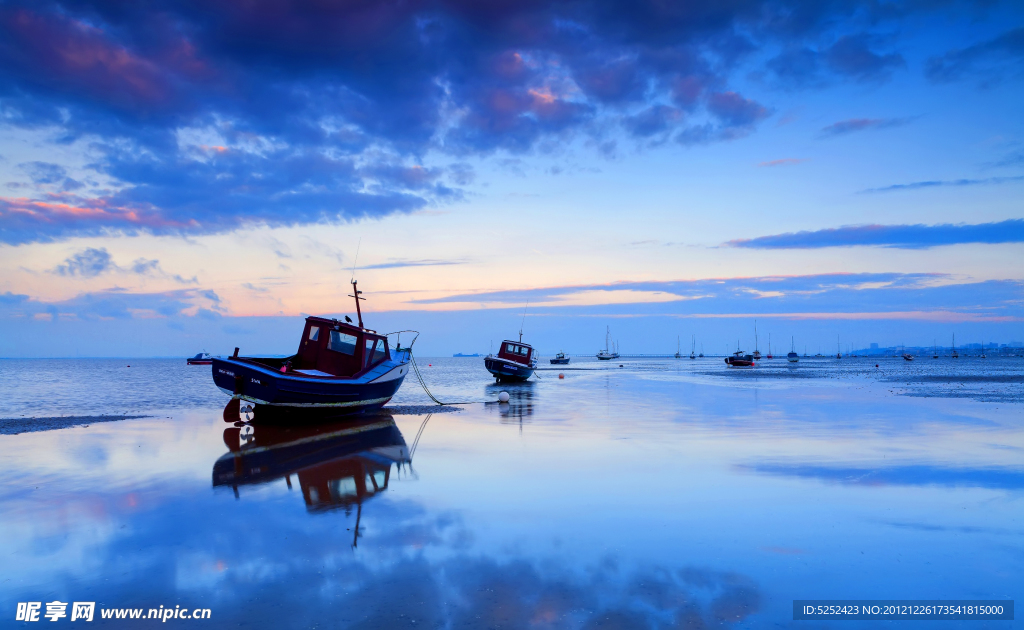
[0,0,1022,357]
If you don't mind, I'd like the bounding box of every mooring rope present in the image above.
[407,350,483,406]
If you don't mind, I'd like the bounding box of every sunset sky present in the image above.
[1,0,1022,356]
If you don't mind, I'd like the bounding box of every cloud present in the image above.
[0,0,951,243]
[404,274,1024,323]
[727,219,1024,249]
[361,258,468,270]
[824,34,905,81]
[53,247,114,277]
[757,158,807,167]
[0,287,222,320]
[741,463,1024,490]
[861,175,1024,193]
[926,27,1024,84]
[766,34,904,87]
[819,116,915,137]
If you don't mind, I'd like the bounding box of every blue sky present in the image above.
[0,0,1022,356]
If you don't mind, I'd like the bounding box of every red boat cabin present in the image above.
[293,316,390,378]
[497,340,533,365]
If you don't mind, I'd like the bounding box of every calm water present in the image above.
[1,357,1021,628]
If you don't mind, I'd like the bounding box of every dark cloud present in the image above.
[727,219,1024,249]
[819,116,915,137]
[861,175,1024,193]
[53,246,114,277]
[926,26,1024,84]
[824,34,904,81]
[0,0,998,243]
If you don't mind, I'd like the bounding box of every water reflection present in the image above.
[484,381,535,423]
[213,411,415,545]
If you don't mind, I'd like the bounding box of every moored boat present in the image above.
[187,352,213,365]
[725,344,755,368]
[550,351,570,365]
[787,336,799,362]
[211,281,414,418]
[485,337,538,381]
[597,326,619,360]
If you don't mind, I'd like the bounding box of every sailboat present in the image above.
[689,335,696,359]
[836,335,842,359]
[980,341,987,359]
[951,334,958,359]
[787,337,799,363]
[597,326,618,360]
[675,336,682,359]
[766,333,773,359]
[752,321,762,360]
[932,340,938,359]
[699,343,704,358]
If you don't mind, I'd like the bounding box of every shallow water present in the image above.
[1,357,1021,628]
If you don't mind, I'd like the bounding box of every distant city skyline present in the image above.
[1,0,1022,357]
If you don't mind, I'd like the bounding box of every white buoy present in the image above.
[498,391,510,402]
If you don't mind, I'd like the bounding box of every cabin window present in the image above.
[364,338,387,368]
[330,477,358,500]
[328,330,357,355]
[308,326,319,341]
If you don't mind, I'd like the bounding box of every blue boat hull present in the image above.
[485,356,534,382]
[212,354,409,414]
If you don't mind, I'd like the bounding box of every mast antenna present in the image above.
[519,301,529,342]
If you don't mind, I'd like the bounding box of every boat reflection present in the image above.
[484,382,535,424]
[213,411,417,544]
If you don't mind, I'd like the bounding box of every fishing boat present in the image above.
[596,326,619,360]
[550,351,570,365]
[689,335,696,360]
[787,337,799,363]
[725,343,755,368]
[211,280,414,418]
[187,352,213,365]
[485,336,538,381]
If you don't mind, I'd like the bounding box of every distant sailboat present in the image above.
[597,326,619,360]
[981,341,987,359]
[699,343,704,358]
[689,334,696,359]
[933,340,939,359]
[766,333,773,359]
[752,321,762,360]
[675,336,682,359]
[951,334,958,359]
[836,335,842,359]
[787,337,799,363]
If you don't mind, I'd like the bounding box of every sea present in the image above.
[0,356,1021,628]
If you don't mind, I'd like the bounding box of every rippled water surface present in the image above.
[1,356,1021,628]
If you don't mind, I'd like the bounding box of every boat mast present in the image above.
[349,279,365,329]
[348,239,364,328]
